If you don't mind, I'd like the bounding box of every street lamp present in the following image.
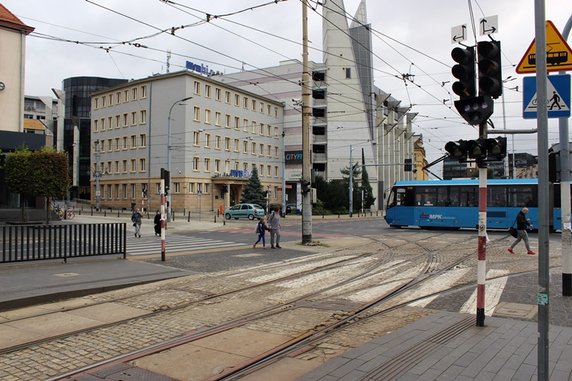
[167,96,193,221]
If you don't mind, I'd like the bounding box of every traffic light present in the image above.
[404,158,413,172]
[301,179,311,194]
[454,95,494,125]
[445,140,468,161]
[161,168,170,195]
[451,46,476,99]
[466,139,486,161]
[477,40,502,98]
[484,136,507,161]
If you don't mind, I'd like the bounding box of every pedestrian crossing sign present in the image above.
[516,20,572,74]
[523,74,571,119]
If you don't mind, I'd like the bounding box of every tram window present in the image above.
[390,187,415,206]
[449,188,461,206]
[489,187,507,207]
[459,186,477,207]
[507,186,537,207]
[415,186,438,206]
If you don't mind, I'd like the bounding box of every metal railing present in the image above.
[1,223,126,263]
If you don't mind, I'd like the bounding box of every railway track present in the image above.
[0,230,539,381]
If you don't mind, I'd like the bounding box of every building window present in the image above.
[268,125,272,136]
[123,113,128,127]
[234,94,240,106]
[205,109,211,124]
[204,183,210,193]
[345,68,351,79]
[122,184,127,199]
[188,182,195,193]
[131,159,137,172]
[108,117,113,129]
[252,99,256,111]
[101,96,106,108]
[140,134,147,147]
[141,85,147,98]
[259,143,264,155]
[123,160,127,173]
[114,161,119,173]
[205,84,211,98]
[193,106,201,122]
[132,87,138,100]
[130,183,136,198]
[197,183,203,194]
[234,139,239,152]
[215,87,221,101]
[275,166,279,177]
[252,121,257,134]
[225,114,231,128]
[124,89,129,102]
[215,135,221,149]
[193,131,200,146]
[174,182,181,193]
[94,97,99,109]
[243,141,248,153]
[131,135,137,149]
[123,137,128,150]
[139,158,146,172]
[204,158,210,172]
[193,81,201,95]
[224,137,230,151]
[107,139,112,152]
[267,145,271,156]
[215,159,221,173]
[234,116,240,130]
[205,133,211,148]
[259,123,264,136]
[225,91,231,103]
[131,112,137,125]
[260,165,264,176]
[108,94,113,106]
[267,104,271,115]
[94,119,99,132]
[243,96,248,109]
[275,146,279,157]
[252,142,256,154]
[215,112,221,126]
[267,165,271,176]
[140,110,147,124]
[100,118,105,131]
[116,115,121,129]
[243,119,248,132]
[115,138,120,151]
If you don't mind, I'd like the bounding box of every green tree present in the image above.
[5,148,33,222]
[5,148,69,223]
[31,149,69,222]
[360,164,376,210]
[240,167,266,207]
[340,164,361,212]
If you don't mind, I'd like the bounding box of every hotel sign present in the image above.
[285,151,303,164]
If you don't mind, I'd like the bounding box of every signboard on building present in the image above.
[285,151,303,164]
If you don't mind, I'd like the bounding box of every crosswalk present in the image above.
[126,233,243,256]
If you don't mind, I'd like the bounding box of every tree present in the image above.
[240,167,267,208]
[5,148,69,223]
[360,149,376,209]
[5,148,33,222]
[31,149,69,222]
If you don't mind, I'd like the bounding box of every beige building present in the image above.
[0,4,34,133]
[90,70,285,214]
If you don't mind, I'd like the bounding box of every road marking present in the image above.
[459,269,509,316]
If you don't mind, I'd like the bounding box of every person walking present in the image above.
[253,217,268,249]
[267,205,281,249]
[153,210,161,236]
[131,208,143,238]
[508,207,535,255]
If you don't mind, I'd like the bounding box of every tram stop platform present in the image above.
[297,310,572,381]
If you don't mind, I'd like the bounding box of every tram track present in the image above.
[2,230,519,381]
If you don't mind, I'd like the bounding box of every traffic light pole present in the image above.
[301,0,312,244]
[160,179,166,262]
[476,122,488,327]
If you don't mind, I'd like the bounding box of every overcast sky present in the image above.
[5,0,572,170]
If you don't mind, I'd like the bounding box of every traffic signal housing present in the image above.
[454,95,494,126]
[445,140,468,161]
[301,179,311,194]
[451,46,476,99]
[160,168,170,195]
[477,40,502,98]
[484,136,507,161]
[404,158,413,172]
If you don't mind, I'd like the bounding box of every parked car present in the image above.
[285,203,300,215]
[224,203,265,220]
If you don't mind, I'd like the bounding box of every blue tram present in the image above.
[384,179,568,231]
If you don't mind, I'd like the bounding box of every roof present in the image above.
[0,4,34,34]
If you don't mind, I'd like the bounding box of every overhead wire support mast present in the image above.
[301,0,312,244]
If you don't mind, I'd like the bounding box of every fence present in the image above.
[1,223,126,264]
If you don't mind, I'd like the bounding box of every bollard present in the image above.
[188,211,191,222]
[223,219,226,226]
[214,214,217,223]
[118,211,120,217]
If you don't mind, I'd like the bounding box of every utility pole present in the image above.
[559,16,572,296]
[94,148,101,211]
[534,2,550,379]
[349,145,353,217]
[301,0,312,244]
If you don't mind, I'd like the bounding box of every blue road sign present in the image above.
[523,74,571,119]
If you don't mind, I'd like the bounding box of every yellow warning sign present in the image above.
[516,20,572,74]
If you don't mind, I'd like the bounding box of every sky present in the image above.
[4,0,572,171]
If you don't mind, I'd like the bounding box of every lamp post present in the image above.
[167,96,192,221]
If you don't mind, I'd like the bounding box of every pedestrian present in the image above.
[153,210,161,236]
[131,208,143,238]
[253,217,268,249]
[508,207,535,255]
[267,205,281,249]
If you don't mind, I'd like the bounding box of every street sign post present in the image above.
[523,74,571,119]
